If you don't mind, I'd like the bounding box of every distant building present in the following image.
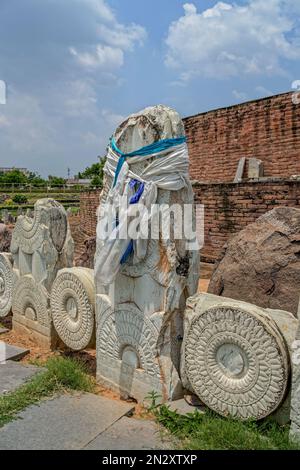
[66,178,92,188]
[0,167,29,176]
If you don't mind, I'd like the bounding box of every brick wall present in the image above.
[194,179,300,263]
[79,190,100,237]
[184,92,300,183]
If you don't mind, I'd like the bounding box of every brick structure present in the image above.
[195,179,300,262]
[184,92,300,183]
[78,190,100,237]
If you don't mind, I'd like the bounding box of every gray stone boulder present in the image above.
[209,207,300,316]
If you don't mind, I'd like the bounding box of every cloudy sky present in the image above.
[0,0,299,177]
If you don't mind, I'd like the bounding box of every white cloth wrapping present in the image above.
[95,143,190,286]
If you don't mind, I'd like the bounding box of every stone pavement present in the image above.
[0,360,42,395]
[0,341,29,362]
[0,393,171,450]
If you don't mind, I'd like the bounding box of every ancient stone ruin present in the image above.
[0,102,300,441]
[50,267,95,351]
[9,199,74,348]
[95,105,200,402]
[181,293,298,422]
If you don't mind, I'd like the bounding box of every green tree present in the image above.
[48,176,66,187]
[77,158,106,187]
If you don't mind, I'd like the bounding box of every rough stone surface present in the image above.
[181,293,293,421]
[0,341,29,362]
[0,361,42,395]
[85,416,170,450]
[233,157,246,183]
[209,207,300,316]
[0,393,135,450]
[0,327,8,335]
[95,105,199,402]
[50,267,95,351]
[248,158,264,179]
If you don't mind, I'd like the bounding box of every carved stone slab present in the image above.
[182,293,295,421]
[0,253,15,318]
[9,199,75,349]
[50,267,95,351]
[10,198,74,292]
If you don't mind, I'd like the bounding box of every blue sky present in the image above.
[0,0,299,177]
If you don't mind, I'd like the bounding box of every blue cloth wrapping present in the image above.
[120,179,145,265]
[111,136,186,187]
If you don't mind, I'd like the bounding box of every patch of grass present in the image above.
[0,357,94,427]
[153,405,300,450]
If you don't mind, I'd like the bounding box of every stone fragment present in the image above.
[209,207,300,316]
[12,275,56,349]
[233,157,246,183]
[50,267,95,351]
[248,158,264,179]
[11,198,74,291]
[181,293,293,421]
[9,199,75,349]
[95,105,199,402]
[0,253,16,318]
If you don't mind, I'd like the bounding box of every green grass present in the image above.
[0,357,94,428]
[153,405,300,450]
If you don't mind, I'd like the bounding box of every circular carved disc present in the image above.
[183,306,289,420]
[0,254,14,318]
[50,268,95,351]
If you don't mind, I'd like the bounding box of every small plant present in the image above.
[145,391,162,412]
[152,404,300,450]
[12,194,28,204]
[4,198,13,206]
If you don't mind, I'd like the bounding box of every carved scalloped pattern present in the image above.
[12,275,50,326]
[11,200,67,254]
[184,306,289,420]
[0,254,14,318]
[50,270,95,351]
[97,302,160,378]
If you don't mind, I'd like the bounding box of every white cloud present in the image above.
[70,0,146,70]
[165,0,300,81]
[70,45,124,70]
[232,90,248,101]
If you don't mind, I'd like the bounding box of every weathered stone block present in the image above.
[181,293,297,421]
[50,267,95,351]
